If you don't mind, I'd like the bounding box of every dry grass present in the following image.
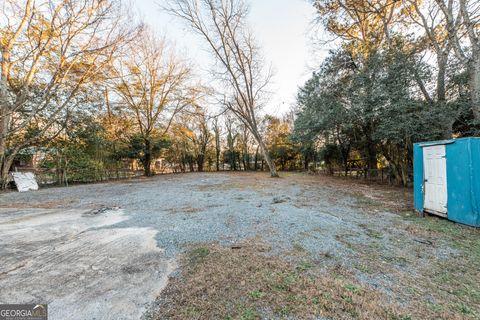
[150,173,479,319]
[167,206,205,214]
[152,243,408,320]
[398,216,480,319]
[0,198,78,209]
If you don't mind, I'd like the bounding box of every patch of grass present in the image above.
[188,246,210,267]
[413,216,464,237]
[238,306,258,320]
[270,270,298,292]
[456,303,475,315]
[366,229,383,239]
[391,316,413,320]
[296,261,314,272]
[335,234,356,250]
[352,262,373,274]
[359,223,383,239]
[345,192,384,212]
[153,244,406,319]
[342,294,353,304]
[425,301,443,313]
[382,255,409,267]
[181,306,200,318]
[345,283,361,294]
[274,305,289,316]
[406,287,420,296]
[398,215,480,318]
[248,290,265,300]
[292,242,307,253]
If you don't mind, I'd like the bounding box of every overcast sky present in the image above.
[134,0,319,115]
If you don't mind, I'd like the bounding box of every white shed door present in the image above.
[423,145,448,215]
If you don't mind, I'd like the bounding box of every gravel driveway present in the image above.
[0,172,476,319]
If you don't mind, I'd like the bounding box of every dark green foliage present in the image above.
[40,113,109,184]
[293,45,465,185]
[114,133,171,176]
[319,144,344,174]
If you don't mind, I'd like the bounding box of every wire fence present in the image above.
[13,167,144,187]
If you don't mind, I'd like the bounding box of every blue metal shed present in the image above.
[414,137,480,227]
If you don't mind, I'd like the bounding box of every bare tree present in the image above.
[172,109,212,172]
[406,0,452,104]
[433,0,480,122]
[109,30,199,176]
[166,0,278,177]
[0,0,134,187]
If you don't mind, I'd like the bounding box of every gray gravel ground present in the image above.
[0,172,463,319]
[1,173,392,258]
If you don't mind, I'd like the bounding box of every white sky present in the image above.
[134,0,318,115]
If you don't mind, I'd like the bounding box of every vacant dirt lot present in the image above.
[0,172,478,319]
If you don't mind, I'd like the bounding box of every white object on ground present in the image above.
[11,172,39,192]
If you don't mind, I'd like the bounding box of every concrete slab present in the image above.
[0,208,175,320]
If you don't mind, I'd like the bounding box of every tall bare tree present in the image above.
[405,0,452,104]
[109,31,199,176]
[433,0,480,121]
[171,109,212,172]
[166,0,278,177]
[0,0,134,187]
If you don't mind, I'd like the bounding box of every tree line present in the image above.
[2,0,478,188]
[0,0,286,188]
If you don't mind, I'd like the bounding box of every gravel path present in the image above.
[1,172,395,259]
[0,172,463,319]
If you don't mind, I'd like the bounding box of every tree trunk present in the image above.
[230,151,236,171]
[437,54,447,103]
[254,134,278,177]
[340,146,350,177]
[0,154,14,189]
[254,145,259,171]
[437,54,454,138]
[180,159,186,173]
[197,154,204,172]
[344,158,349,177]
[215,127,221,171]
[242,152,247,171]
[143,138,152,177]
[470,55,480,122]
[0,102,11,189]
[366,140,377,178]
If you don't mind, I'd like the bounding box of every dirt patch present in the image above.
[168,206,205,214]
[0,198,78,209]
[148,243,407,320]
